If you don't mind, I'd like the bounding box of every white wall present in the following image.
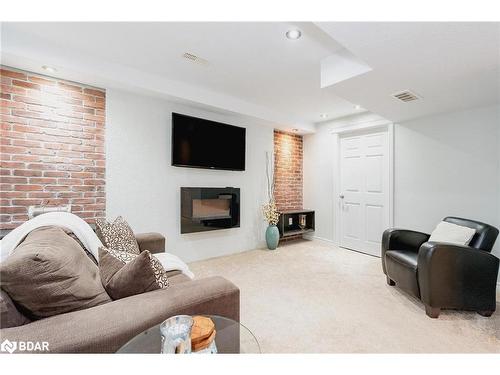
[106,89,272,262]
[395,105,500,259]
[304,106,500,261]
[303,118,336,242]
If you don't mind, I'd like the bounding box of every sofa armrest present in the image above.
[417,242,499,310]
[0,276,239,353]
[135,232,165,254]
[381,228,430,273]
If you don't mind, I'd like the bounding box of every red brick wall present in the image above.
[0,66,106,229]
[273,130,303,211]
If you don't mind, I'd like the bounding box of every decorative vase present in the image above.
[265,225,280,250]
[160,315,193,354]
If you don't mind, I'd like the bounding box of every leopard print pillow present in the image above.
[95,216,141,255]
[102,247,169,289]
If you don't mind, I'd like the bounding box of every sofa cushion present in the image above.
[0,226,111,319]
[95,216,140,255]
[0,289,30,328]
[98,247,169,300]
[168,272,191,285]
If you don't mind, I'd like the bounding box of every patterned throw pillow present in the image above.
[95,216,141,255]
[98,247,169,300]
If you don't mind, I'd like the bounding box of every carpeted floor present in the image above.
[189,239,500,353]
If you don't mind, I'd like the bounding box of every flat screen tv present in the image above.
[171,113,246,171]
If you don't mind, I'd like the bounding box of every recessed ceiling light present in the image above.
[319,113,328,119]
[285,29,302,40]
[354,104,362,110]
[42,65,57,73]
[291,128,299,132]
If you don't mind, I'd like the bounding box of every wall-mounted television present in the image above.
[171,113,246,171]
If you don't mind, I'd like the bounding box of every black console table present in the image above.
[277,209,315,238]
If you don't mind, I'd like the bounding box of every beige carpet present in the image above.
[189,239,500,353]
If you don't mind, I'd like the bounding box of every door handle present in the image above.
[339,194,345,199]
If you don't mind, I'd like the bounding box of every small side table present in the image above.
[278,209,315,238]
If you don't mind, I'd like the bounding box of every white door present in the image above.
[339,129,390,256]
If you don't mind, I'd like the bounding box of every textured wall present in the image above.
[273,130,303,211]
[0,66,106,229]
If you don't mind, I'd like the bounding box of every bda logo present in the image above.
[1,339,17,354]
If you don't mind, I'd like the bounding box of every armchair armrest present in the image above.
[381,228,430,273]
[135,232,165,254]
[417,242,499,310]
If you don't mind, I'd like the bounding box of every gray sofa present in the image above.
[0,233,240,353]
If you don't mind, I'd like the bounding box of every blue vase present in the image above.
[265,225,280,250]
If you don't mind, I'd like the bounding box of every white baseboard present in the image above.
[303,235,335,245]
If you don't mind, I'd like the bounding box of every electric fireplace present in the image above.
[181,187,240,234]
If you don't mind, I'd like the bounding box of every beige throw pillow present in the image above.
[98,247,169,300]
[0,226,111,319]
[429,221,476,246]
[95,216,141,255]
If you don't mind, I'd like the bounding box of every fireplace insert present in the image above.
[181,187,240,234]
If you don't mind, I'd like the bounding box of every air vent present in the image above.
[182,52,209,66]
[391,90,421,103]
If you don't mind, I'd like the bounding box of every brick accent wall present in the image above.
[273,130,303,211]
[0,67,106,229]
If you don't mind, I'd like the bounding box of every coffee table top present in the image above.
[117,315,260,354]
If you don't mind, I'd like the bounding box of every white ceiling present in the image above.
[1,22,363,132]
[316,22,500,122]
[1,22,499,131]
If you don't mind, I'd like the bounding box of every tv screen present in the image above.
[171,113,246,171]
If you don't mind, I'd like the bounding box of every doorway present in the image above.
[335,125,393,257]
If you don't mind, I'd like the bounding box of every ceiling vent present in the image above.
[391,90,421,103]
[182,52,209,66]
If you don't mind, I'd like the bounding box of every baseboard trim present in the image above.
[303,235,335,245]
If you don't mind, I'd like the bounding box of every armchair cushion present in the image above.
[385,250,418,269]
[385,251,420,297]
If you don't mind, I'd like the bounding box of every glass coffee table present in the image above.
[117,315,260,354]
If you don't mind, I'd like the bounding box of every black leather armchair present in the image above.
[382,217,499,318]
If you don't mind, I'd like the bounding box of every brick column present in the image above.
[273,130,303,241]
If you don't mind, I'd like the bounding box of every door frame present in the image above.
[331,120,395,253]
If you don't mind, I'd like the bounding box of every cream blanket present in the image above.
[0,212,194,279]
